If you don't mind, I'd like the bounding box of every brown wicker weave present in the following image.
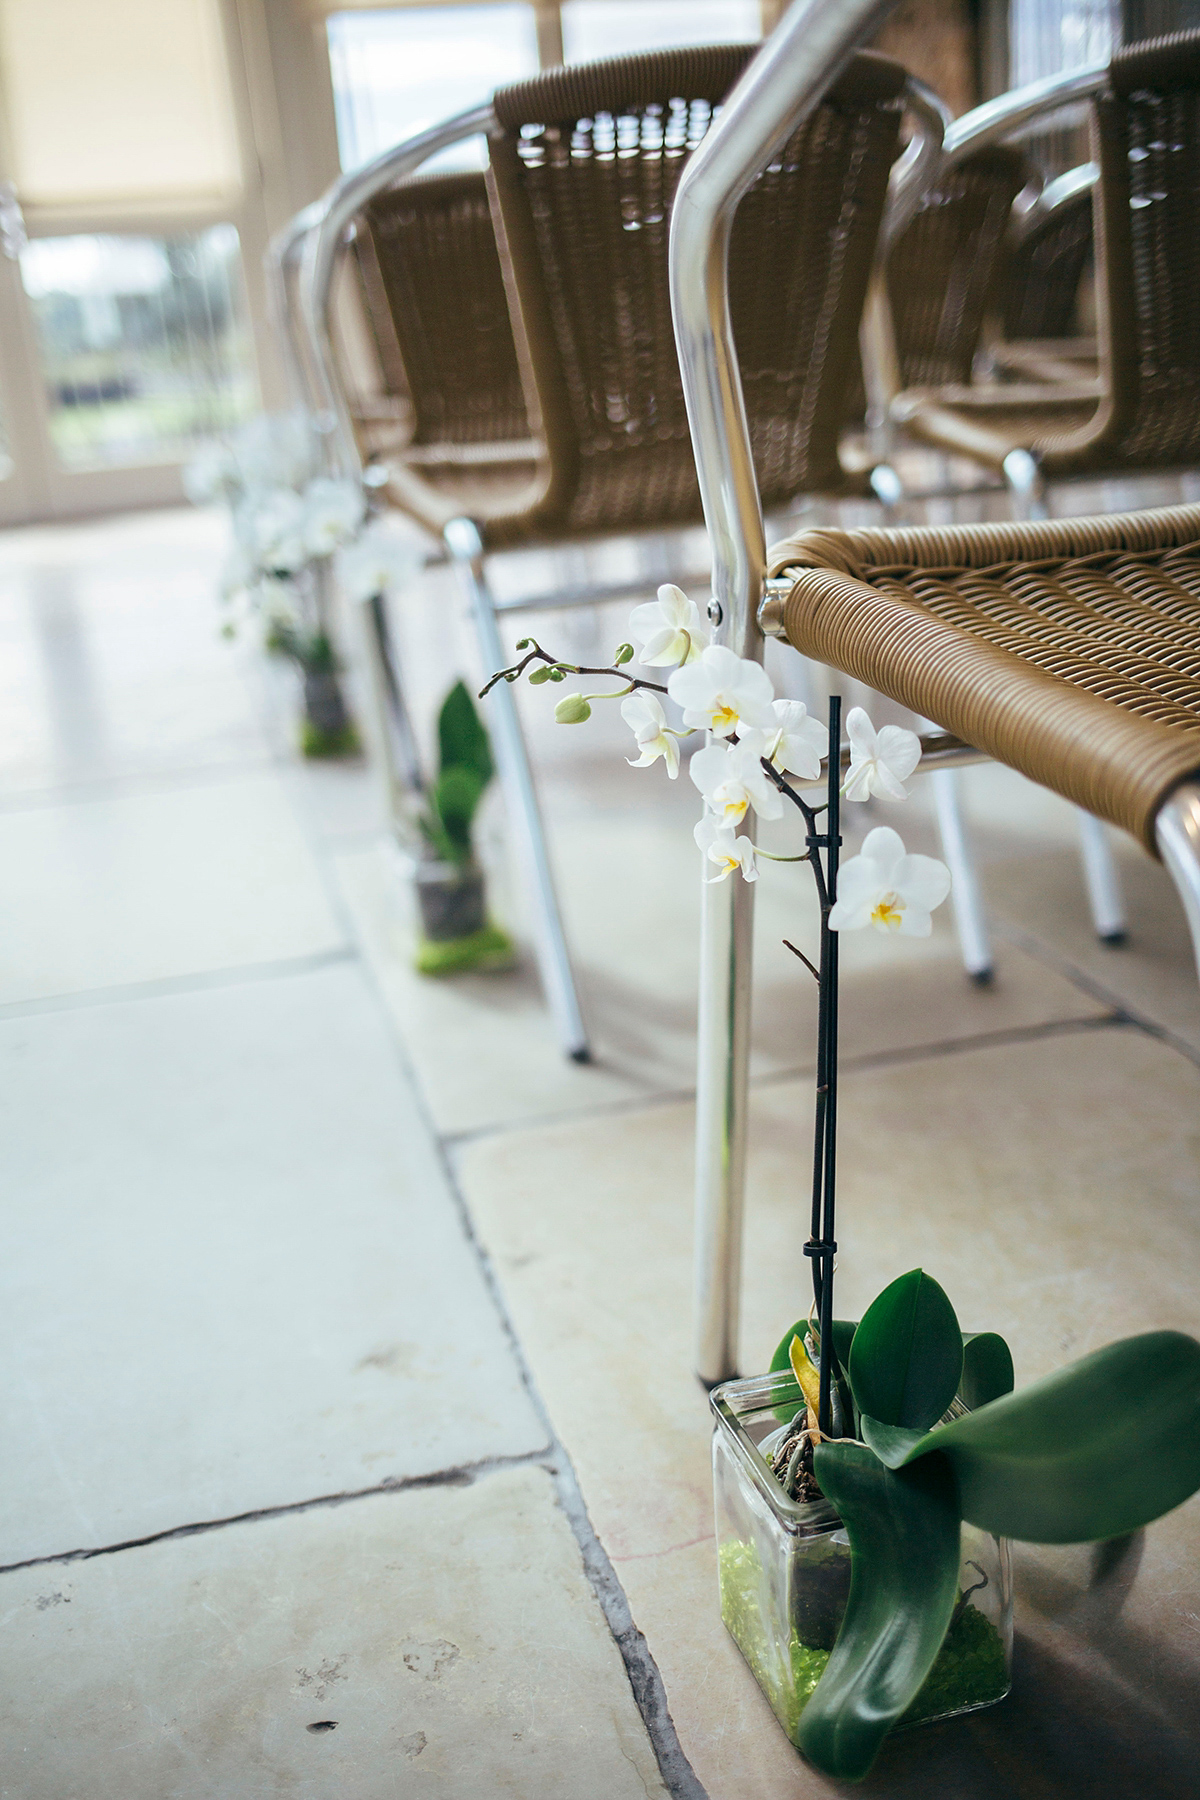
[894,28,1200,478]
[352,170,541,526]
[467,45,907,547]
[765,503,1200,849]
[999,172,1093,345]
[887,147,1030,390]
[357,170,530,448]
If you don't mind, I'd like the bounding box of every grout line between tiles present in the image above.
[752,1010,1131,1091]
[0,947,358,1023]
[352,942,710,1800]
[0,1449,555,1575]
[990,918,1200,1071]
[441,1011,1127,1153]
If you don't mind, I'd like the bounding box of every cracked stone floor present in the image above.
[2,496,1200,1799]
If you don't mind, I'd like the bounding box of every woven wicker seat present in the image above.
[763,504,1200,850]
[893,30,1200,493]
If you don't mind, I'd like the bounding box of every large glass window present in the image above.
[19,226,257,471]
[561,0,760,62]
[1009,0,1119,86]
[327,5,539,173]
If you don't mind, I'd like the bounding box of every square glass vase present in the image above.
[712,1369,1012,1749]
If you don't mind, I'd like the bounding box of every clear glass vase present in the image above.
[711,1369,1012,1749]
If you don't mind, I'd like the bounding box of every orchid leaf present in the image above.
[799,1441,960,1780]
[789,1335,821,1417]
[901,1330,1200,1542]
[959,1332,1014,1410]
[848,1269,963,1431]
[770,1319,858,1423]
[859,1416,930,1468]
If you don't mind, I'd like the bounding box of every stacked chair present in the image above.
[889,32,1200,516]
[290,42,964,1058]
[669,4,1200,1381]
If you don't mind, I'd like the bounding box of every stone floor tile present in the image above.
[339,800,1109,1136]
[456,1026,1200,1797]
[0,773,346,1006]
[0,964,545,1563]
[985,838,1200,1056]
[0,1466,667,1800]
[0,507,273,800]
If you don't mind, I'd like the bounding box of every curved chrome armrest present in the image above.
[879,76,951,255]
[266,201,328,411]
[1156,782,1200,983]
[298,102,496,478]
[1011,159,1098,243]
[669,0,900,661]
[943,64,1108,166]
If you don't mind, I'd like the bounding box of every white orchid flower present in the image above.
[183,441,238,506]
[628,583,706,667]
[842,706,922,802]
[621,691,681,778]
[828,826,951,936]
[245,488,308,574]
[689,740,783,824]
[754,698,828,780]
[694,815,758,882]
[337,522,422,603]
[667,644,777,737]
[303,477,366,557]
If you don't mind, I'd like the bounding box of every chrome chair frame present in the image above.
[669,0,1200,1383]
[279,54,987,1065]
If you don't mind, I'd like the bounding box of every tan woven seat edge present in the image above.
[772,564,1200,851]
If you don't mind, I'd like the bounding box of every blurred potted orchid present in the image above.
[185,413,370,756]
[485,585,1200,1780]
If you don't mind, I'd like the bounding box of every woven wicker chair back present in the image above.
[887,147,1029,389]
[356,170,530,449]
[484,45,906,543]
[1087,29,1200,470]
[1000,178,1093,342]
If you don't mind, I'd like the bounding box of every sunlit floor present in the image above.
[1,500,1199,1799]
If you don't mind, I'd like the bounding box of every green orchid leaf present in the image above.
[799,1441,961,1781]
[959,1332,1015,1410]
[438,680,494,788]
[432,766,486,861]
[901,1330,1200,1543]
[848,1269,963,1432]
[860,1416,930,1469]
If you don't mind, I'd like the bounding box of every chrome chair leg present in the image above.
[1076,809,1128,944]
[1156,782,1200,982]
[694,827,756,1385]
[1003,447,1048,521]
[444,517,591,1062]
[931,767,993,982]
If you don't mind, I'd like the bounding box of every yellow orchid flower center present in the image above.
[711,702,739,732]
[871,890,906,930]
[718,793,748,825]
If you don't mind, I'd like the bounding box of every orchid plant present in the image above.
[186,413,418,755]
[486,585,1200,1780]
[484,582,951,1432]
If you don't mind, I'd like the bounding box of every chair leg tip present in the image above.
[1099,929,1129,947]
[969,966,995,987]
[568,1044,593,1063]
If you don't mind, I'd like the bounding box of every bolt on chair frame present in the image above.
[669,0,1200,1384]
